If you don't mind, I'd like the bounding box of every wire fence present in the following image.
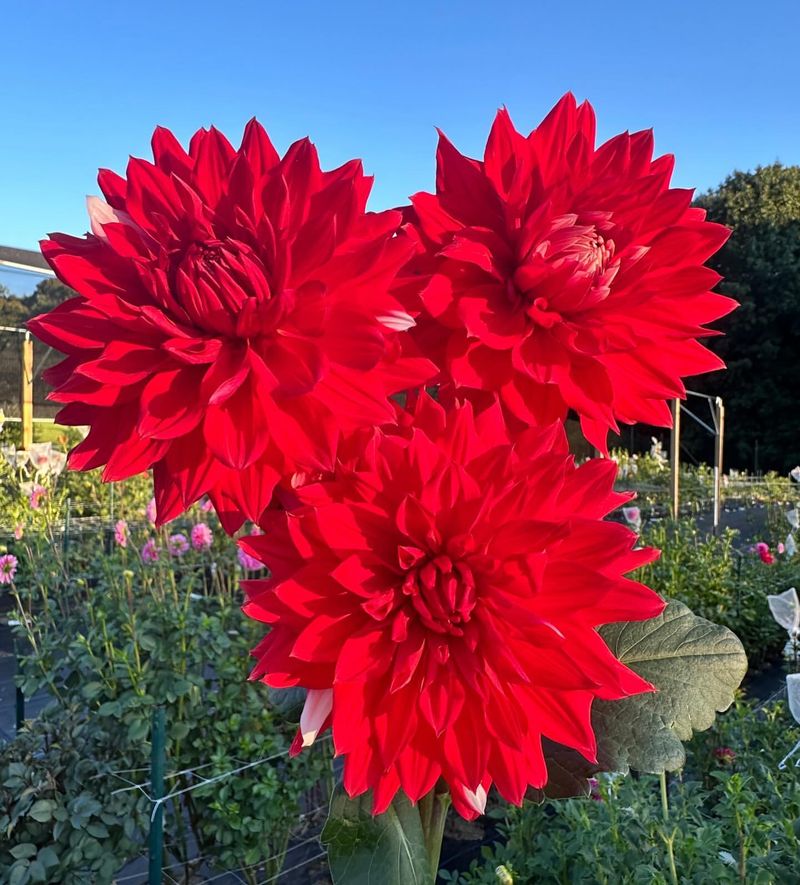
[0,327,59,423]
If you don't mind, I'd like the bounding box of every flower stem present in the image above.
[418,785,451,882]
[659,771,679,885]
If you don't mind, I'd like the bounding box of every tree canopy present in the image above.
[691,164,800,473]
[0,277,74,328]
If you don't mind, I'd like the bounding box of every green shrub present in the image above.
[449,700,800,884]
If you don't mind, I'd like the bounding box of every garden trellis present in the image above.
[669,392,726,528]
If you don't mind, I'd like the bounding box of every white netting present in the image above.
[767,587,800,639]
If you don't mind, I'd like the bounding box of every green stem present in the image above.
[418,785,451,882]
[659,771,679,885]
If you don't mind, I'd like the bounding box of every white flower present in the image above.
[719,851,737,868]
[787,534,797,558]
[788,510,799,530]
[791,466,800,483]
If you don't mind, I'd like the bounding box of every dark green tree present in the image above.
[0,277,74,327]
[692,164,800,472]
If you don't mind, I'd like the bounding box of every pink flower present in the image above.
[168,533,190,557]
[756,542,775,564]
[145,498,157,526]
[29,484,47,510]
[588,777,604,802]
[191,523,213,551]
[13,524,24,541]
[114,519,128,548]
[778,542,786,555]
[141,538,160,564]
[0,554,18,584]
[200,497,214,513]
[237,541,263,572]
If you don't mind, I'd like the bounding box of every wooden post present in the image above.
[670,399,681,519]
[20,332,33,449]
[713,398,725,533]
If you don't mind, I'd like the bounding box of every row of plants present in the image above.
[1,493,329,883]
[447,698,800,883]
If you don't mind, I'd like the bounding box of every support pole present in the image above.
[670,399,681,519]
[148,706,166,885]
[713,398,725,533]
[20,333,33,450]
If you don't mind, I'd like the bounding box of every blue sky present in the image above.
[2,0,799,293]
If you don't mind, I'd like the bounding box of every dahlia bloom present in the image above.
[241,395,663,817]
[168,533,190,557]
[402,94,735,452]
[29,484,47,510]
[191,522,213,550]
[114,519,128,548]
[30,121,433,532]
[141,538,160,564]
[755,542,775,565]
[0,554,18,584]
[145,497,157,526]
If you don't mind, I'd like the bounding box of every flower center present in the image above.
[401,554,477,636]
[172,239,274,336]
[509,217,618,325]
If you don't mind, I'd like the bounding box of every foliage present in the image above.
[448,699,800,884]
[637,519,796,669]
[0,279,74,329]
[0,708,145,885]
[692,164,800,472]
[3,509,330,884]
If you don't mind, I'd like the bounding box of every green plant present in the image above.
[450,699,800,884]
[4,506,329,883]
[637,519,793,669]
[0,708,145,885]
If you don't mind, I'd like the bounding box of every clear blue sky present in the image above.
[2,0,799,293]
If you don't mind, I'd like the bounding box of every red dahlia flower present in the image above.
[241,395,664,817]
[29,122,433,531]
[402,94,736,452]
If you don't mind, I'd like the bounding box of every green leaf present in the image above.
[322,787,432,885]
[10,844,37,860]
[8,861,29,885]
[267,686,306,722]
[81,681,104,700]
[526,739,597,803]
[28,799,57,823]
[27,860,46,883]
[593,598,748,773]
[127,718,149,741]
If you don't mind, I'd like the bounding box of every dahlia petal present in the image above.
[461,783,487,816]
[300,688,334,747]
[86,195,137,240]
[396,745,441,804]
[139,369,205,440]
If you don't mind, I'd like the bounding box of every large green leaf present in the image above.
[322,787,433,885]
[593,598,748,773]
[266,686,305,722]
